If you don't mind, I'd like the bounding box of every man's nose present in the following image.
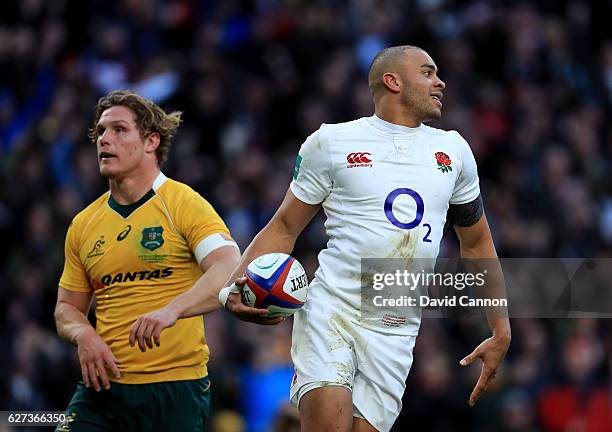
[99,129,111,145]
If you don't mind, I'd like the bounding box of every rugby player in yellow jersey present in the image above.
[54,90,240,431]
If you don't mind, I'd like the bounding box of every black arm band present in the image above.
[447,194,484,228]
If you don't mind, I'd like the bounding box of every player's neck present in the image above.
[375,105,422,128]
[108,166,160,205]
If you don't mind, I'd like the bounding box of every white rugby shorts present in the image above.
[289,307,417,432]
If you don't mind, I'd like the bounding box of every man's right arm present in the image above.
[222,188,321,323]
[55,288,121,390]
[55,288,94,345]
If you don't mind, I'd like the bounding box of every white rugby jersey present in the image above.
[290,115,480,335]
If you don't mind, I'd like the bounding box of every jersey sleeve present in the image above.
[59,220,92,292]
[289,128,333,205]
[449,132,481,205]
[175,189,237,264]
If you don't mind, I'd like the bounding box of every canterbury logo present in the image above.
[346,152,373,168]
[347,152,371,164]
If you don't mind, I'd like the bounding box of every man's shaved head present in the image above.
[368,45,424,97]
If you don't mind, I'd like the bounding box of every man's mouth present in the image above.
[99,152,116,161]
[431,93,443,107]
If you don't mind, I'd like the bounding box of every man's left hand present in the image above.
[460,334,510,407]
[129,307,179,352]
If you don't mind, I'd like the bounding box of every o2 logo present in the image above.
[384,188,432,242]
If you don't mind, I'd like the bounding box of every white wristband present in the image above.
[219,283,242,309]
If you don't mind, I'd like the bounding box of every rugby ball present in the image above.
[242,253,309,318]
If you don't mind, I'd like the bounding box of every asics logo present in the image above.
[346,152,372,164]
[117,225,132,241]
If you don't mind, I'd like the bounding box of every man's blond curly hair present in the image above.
[89,90,182,165]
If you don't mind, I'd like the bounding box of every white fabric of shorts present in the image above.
[289,308,417,432]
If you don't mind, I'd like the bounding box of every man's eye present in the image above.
[115,127,124,133]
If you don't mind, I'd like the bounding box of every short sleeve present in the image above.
[289,128,333,205]
[175,190,236,263]
[450,132,480,205]
[59,221,92,292]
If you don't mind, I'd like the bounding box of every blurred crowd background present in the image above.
[1,0,611,431]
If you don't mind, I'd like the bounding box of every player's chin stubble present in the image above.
[420,97,442,122]
[401,91,440,123]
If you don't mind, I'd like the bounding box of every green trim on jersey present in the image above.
[293,154,303,180]
[108,189,156,218]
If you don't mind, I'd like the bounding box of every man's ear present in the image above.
[382,72,401,93]
[145,132,160,154]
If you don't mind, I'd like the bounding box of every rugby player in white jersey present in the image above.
[219,45,511,432]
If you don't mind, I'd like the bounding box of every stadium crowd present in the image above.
[1,0,610,431]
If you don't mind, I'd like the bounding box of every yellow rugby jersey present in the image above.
[59,172,235,384]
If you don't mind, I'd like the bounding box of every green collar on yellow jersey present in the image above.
[108,189,156,218]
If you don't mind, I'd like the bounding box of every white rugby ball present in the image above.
[242,253,308,318]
